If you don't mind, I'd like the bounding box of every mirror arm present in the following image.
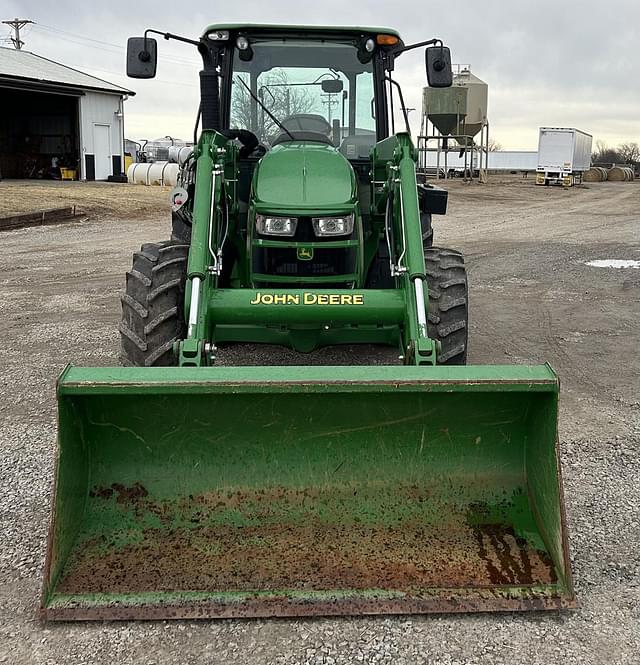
[135,29,201,71]
[393,38,442,56]
[143,28,200,49]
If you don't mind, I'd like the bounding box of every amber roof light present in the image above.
[376,34,399,46]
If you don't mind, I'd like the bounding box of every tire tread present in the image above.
[424,246,469,365]
[119,240,189,367]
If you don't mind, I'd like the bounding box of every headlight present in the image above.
[312,214,354,237]
[256,215,297,237]
[207,30,230,41]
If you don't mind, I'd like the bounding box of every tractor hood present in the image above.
[252,142,357,213]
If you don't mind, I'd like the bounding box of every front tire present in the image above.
[421,212,433,248]
[119,240,189,367]
[424,247,468,365]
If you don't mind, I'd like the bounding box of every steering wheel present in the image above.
[222,129,261,158]
[271,114,335,147]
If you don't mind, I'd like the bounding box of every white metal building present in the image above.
[0,47,134,181]
[424,150,538,171]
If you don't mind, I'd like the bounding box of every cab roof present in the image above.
[202,24,402,39]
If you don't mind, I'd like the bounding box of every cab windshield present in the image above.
[231,38,376,158]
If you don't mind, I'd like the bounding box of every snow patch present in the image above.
[585,260,640,269]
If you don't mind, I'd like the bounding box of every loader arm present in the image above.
[373,133,438,364]
[178,128,232,366]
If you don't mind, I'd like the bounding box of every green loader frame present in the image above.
[179,130,439,365]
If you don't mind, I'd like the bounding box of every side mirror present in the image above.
[321,79,343,94]
[127,37,158,79]
[426,46,452,88]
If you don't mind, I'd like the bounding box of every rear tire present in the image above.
[120,240,189,367]
[424,247,468,365]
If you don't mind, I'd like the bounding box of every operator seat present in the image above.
[272,113,333,146]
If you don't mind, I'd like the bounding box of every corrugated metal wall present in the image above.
[79,92,124,180]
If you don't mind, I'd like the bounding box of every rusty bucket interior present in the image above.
[41,365,575,620]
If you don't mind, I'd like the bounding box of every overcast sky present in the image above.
[4,0,639,150]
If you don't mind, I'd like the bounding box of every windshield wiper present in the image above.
[234,77,295,141]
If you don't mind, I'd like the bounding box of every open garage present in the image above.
[0,47,133,181]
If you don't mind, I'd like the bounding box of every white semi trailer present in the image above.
[536,127,592,187]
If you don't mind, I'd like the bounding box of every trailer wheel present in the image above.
[424,247,468,365]
[119,240,189,367]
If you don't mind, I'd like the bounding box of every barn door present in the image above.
[93,124,111,180]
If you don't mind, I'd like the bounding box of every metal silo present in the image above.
[422,66,488,144]
[419,65,489,182]
[422,85,468,137]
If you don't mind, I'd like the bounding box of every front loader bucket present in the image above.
[41,365,574,620]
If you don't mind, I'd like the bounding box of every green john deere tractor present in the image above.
[41,24,574,620]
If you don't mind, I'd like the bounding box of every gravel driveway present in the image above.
[0,178,638,664]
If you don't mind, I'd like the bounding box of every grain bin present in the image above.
[422,67,488,143]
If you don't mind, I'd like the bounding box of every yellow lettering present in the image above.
[251,293,311,305]
[255,292,365,306]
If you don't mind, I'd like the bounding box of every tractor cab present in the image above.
[142,25,451,288]
[224,28,382,289]
[227,28,382,156]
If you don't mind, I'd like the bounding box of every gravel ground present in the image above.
[0,177,639,664]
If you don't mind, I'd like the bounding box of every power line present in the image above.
[1,26,15,43]
[36,23,127,49]
[31,26,123,57]
[84,65,197,89]
[33,23,201,67]
[11,21,201,90]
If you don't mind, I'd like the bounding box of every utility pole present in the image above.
[321,93,339,123]
[2,18,33,50]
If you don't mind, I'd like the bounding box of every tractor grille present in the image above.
[252,245,357,287]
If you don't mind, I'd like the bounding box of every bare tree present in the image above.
[594,139,608,155]
[618,142,640,165]
[592,140,623,165]
[487,138,503,151]
[231,70,315,141]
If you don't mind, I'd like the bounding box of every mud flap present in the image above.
[41,365,574,620]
